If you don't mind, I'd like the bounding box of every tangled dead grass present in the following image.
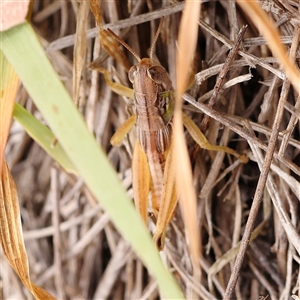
[4,0,300,299]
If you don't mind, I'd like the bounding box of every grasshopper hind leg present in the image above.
[132,141,151,224]
[183,113,248,163]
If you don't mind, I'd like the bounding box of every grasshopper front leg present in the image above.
[110,115,136,146]
[95,67,134,98]
[94,67,136,146]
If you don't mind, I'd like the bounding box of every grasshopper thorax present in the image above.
[129,58,174,126]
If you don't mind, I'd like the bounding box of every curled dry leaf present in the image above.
[73,1,90,106]
[0,160,56,300]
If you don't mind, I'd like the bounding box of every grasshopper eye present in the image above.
[147,66,167,84]
[128,66,138,82]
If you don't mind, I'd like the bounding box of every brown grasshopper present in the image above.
[98,18,248,250]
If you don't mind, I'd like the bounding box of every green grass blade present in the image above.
[13,103,78,175]
[1,22,184,299]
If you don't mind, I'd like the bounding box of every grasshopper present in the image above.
[98,18,248,250]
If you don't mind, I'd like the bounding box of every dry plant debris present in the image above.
[4,0,300,299]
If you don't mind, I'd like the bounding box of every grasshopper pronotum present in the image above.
[99,18,248,250]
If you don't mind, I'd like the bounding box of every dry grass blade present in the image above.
[89,0,102,27]
[0,160,55,299]
[200,25,248,132]
[73,1,89,106]
[176,1,201,96]
[174,0,201,291]
[208,178,272,290]
[225,2,300,295]
[0,54,19,176]
[98,30,131,72]
[47,2,185,51]
[236,0,300,94]
[250,139,300,253]
[89,0,131,71]
[278,19,300,155]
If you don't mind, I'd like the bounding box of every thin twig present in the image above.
[47,2,184,51]
[200,25,248,132]
[198,19,285,79]
[224,43,296,300]
[278,19,300,155]
[51,167,66,300]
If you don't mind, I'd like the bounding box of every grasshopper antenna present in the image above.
[107,28,141,62]
[149,16,164,59]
